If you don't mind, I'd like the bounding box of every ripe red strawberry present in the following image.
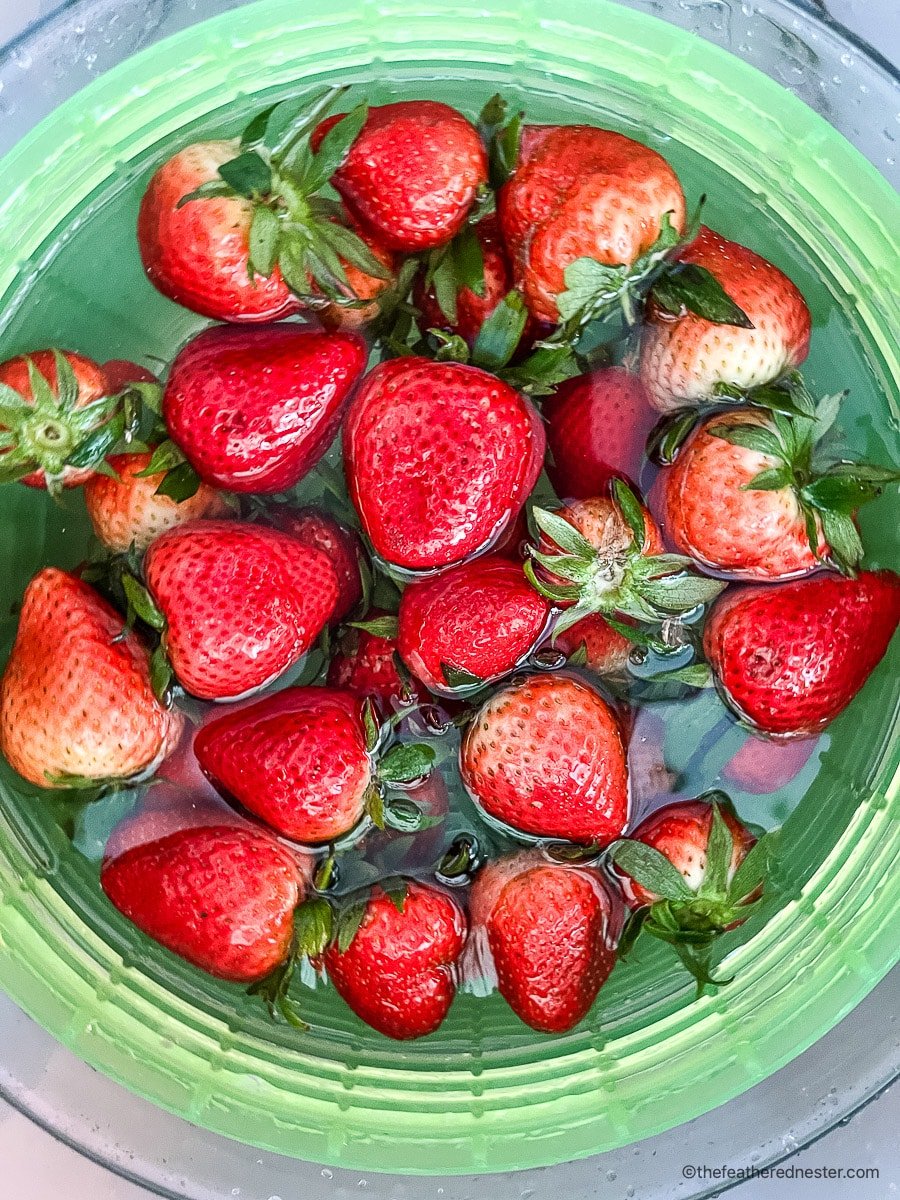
[397,555,550,694]
[84,450,232,553]
[543,368,658,499]
[640,227,811,412]
[267,505,364,622]
[722,734,818,794]
[470,851,619,1032]
[323,882,466,1039]
[460,673,629,844]
[499,124,686,323]
[345,357,545,571]
[0,569,182,788]
[326,612,423,709]
[552,612,633,677]
[704,570,900,736]
[143,520,339,700]
[313,101,487,251]
[0,350,117,490]
[101,359,158,391]
[194,688,372,844]
[101,825,307,982]
[163,325,366,494]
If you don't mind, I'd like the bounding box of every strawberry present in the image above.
[323,882,466,1039]
[469,851,619,1032]
[326,612,423,709]
[143,519,339,700]
[267,504,364,623]
[101,825,308,982]
[0,350,120,491]
[543,368,658,499]
[658,406,898,578]
[552,612,633,677]
[703,570,900,736]
[312,101,487,251]
[498,124,686,324]
[101,360,158,391]
[316,220,397,330]
[397,555,550,695]
[163,324,366,494]
[527,482,725,642]
[722,734,818,794]
[460,672,628,844]
[84,450,232,553]
[640,227,811,412]
[0,569,182,788]
[344,357,545,571]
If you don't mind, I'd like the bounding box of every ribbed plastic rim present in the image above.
[0,0,897,1175]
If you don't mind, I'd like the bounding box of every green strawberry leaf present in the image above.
[556,257,629,323]
[651,262,753,328]
[818,507,864,574]
[240,103,279,148]
[218,150,272,198]
[609,839,694,901]
[136,439,185,477]
[471,291,528,371]
[450,222,486,298]
[502,343,581,396]
[383,798,432,833]
[707,421,785,460]
[639,571,727,614]
[148,643,174,706]
[65,414,126,470]
[266,85,345,158]
[176,179,236,209]
[377,743,436,785]
[700,801,734,896]
[248,205,281,278]
[364,783,386,830]
[530,506,595,558]
[314,220,392,280]
[295,896,334,959]
[611,478,646,547]
[382,879,409,913]
[477,93,523,190]
[297,103,368,194]
[248,952,308,1030]
[437,834,481,882]
[648,663,714,688]
[155,460,202,502]
[361,698,380,752]
[441,662,485,690]
[646,409,700,466]
[800,472,889,515]
[616,908,648,959]
[122,574,166,632]
[334,897,368,953]
[728,827,779,903]
[313,852,338,893]
[348,615,399,639]
[743,465,793,492]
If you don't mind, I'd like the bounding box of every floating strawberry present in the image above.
[323,882,467,1039]
[312,100,487,251]
[470,851,619,1032]
[163,324,367,494]
[640,226,811,412]
[543,368,658,499]
[101,825,310,982]
[0,350,121,491]
[658,405,899,578]
[327,612,423,709]
[703,570,900,736]
[397,555,550,695]
[0,569,182,788]
[460,673,628,844]
[142,519,339,700]
[195,686,435,843]
[344,357,545,571]
[268,504,365,622]
[721,734,818,794]
[84,450,232,553]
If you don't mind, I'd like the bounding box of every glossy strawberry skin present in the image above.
[658,410,825,579]
[0,569,182,787]
[344,357,545,571]
[323,882,466,1039]
[101,825,306,982]
[398,555,550,694]
[194,688,371,844]
[618,799,756,909]
[499,125,686,322]
[138,140,300,323]
[267,504,364,623]
[461,673,629,844]
[313,102,487,252]
[101,360,158,391]
[640,226,811,412]
[163,324,367,494]
[470,851,619,1033]
[84,450,232,553]
[704,570,900,736]
[144,520,338,700]
[553,612,634,677]
[543,368,657,499]
[327,614,422,709]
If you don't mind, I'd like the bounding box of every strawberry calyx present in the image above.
[476,93,523,191]
[360,697,438,832]
[178,88,391,306]
[524,480,726,646]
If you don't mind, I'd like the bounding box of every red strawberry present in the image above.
[144,520,338,700]
[543,368,657,499]
[84,450,232,553]
[0,350,116,490]
[704,570,900,736]
[194,688,372,843]
[101,359,158,391]
[101,825,308,982]
[469,851,619,1032]
[267,504,364,623]
[313,101,487,251]
[326,612,423,709]
[499,124,686,323]
[722,734,818,794]
[345,357,545,571]
[323,882,466,1039]
[460,673,629,844]
[163,325,366,494]
[552,612,633,677]
[103,781,248,859]
[397,555,550,695]
[316,220,397,331]
[640,227,811,412]
[0,569,182,787]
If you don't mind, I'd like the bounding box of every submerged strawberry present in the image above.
[460,672,629,844]
[327,612,423,710]
[552,612,634,677]
[0,569,182,788]
[163,324,367,494]
[268,504,365,623]
[344,357,545,571]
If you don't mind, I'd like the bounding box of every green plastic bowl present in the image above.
[0,0,898,1176]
